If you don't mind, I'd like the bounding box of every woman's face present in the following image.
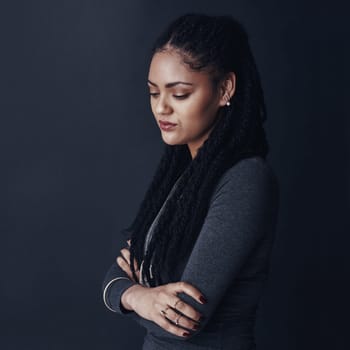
[147,50,225,159]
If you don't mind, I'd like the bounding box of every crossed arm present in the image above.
[102,158,279,340]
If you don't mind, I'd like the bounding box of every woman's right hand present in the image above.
[121,281,206,337]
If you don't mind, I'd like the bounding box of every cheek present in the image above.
[181,97,216,128]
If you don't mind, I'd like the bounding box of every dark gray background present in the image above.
[1,1,348,349]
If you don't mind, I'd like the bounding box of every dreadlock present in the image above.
[123,13,269,286]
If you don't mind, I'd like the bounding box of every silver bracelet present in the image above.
[102,277,131,312]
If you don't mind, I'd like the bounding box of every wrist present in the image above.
[121,284,145,311]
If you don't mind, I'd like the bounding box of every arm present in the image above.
[132,157,279,340]
[102,260,139,315]
[102,234,144,316]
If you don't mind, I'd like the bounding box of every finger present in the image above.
[160,306,200,331]
[119,248,140,273]
[155,312,192,338]
[173,281,207,305]
[116,256,130,272]
[116,252,128,265]
[120,248,131,266]
[116,256,135,281]
[120,247,140,271]
[163,282,204,324]
[127,239,131,246]
[168,297,203,325]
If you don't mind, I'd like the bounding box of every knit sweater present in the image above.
[102,156,279,349]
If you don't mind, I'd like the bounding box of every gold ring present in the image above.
[160,306,169,317]
[173,299,181,310]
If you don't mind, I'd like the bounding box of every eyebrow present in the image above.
[147,79,193,88]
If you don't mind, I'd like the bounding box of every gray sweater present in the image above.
[102,156,279,349]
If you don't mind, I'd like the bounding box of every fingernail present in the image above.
[199,295,207,304]
[183,332,190,337]
[192,324,199,330]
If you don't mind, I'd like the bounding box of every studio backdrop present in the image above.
[0,1,348,349]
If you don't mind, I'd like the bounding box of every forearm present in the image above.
[102,261,139,314]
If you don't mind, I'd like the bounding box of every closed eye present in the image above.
[173,94,189,100]
[149,93,189,100]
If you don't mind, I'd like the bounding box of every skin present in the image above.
[116,48,236,337]
[117,241,205,337]
[148,49,236,159]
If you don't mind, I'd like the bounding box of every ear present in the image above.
[218,71,236,107]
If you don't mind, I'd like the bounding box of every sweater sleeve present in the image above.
[130,157,279,340]
[102,260,139,315]
[101,230,145,316]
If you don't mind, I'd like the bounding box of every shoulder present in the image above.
[222,155,278,185]
[210,156,279,206]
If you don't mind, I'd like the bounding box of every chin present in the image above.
[161,135,184,146]
[162,139,179,146]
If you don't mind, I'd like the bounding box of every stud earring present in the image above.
[224,94,231,106]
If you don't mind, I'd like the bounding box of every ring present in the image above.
[173,299,181,310]
[160,306,169,317]
[175,314,182,326]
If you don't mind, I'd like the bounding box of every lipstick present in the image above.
[159,120,177,131]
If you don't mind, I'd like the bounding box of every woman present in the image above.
[102,13,279,350]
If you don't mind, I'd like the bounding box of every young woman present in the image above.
[102,13,279,350]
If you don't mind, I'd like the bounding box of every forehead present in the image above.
[148,50,209,86]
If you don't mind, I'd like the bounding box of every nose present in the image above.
[155,95,172,115]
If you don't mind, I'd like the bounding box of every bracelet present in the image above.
[103,277,131,312]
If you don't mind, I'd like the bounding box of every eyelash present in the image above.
[149,93,189,100]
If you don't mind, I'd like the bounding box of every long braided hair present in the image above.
[124,13,269,287]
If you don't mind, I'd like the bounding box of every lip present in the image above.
[159,120,177,131]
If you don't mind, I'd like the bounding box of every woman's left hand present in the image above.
[116,239,140,283]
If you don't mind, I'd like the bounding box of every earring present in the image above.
[226,96,231,106]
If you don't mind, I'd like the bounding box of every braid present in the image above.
[121,13,270,286]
